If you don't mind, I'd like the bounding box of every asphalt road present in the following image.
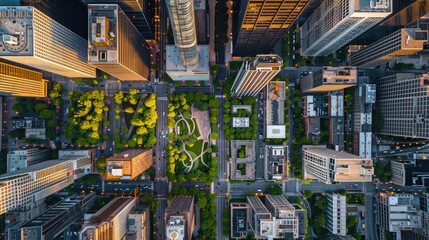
[255,93,266,179]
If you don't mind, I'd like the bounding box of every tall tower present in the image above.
[231,54,282,97]
[300,0,393,56]
[233,0,309,57]
[0,6,96,78]
[81,0,155,40]
[165,0,199,69]
[88,4,150,81]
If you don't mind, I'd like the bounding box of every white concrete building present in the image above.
[300,0,392,56]
[7,148,50,172]
[327,193,347,236]
[302,145,373,184]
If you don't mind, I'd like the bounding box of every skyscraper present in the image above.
[80,197,137,240]
[0,6,96,78]
[231,54,282,97]
[233,0,309,57]
[82,0,155,40]
[302,145,374,184]
[300,67,358,93]
[0,158,92,215]
[0,62,48,97]
[300,0,392,56]
[165,0,199,69]
[88,4,150,81]
[377,73,429,139]
[351,28,428,68]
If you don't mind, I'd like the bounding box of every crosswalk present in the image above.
[157,97,168,101]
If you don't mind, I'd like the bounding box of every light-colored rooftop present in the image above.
[266,125,286,139]
[166,45,209,81]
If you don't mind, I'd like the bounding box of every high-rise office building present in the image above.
[300,0,392,56]
[246,196,272,239]
[106,149,153,180]
[8,194,96,240]
[7,148,50,172]
[376,193,422,240]
[377,73,429,139]
[80,197,137,240]
[128,207,150,240]
[231,54,282,97]
[0,62,48,97]
[82,0,154,40]
[15,0,89,39]
[233,0,309,57]
[300,67,358,93]
[0,158,92,215]
[88,4,150,81]
[165,0,199,69]
[302,145,374,184]
[0,6,96,78]
[351,28,428,67]
[164,196,195,240]
[327,193,347,236]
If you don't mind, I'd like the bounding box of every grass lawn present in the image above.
[190,118,201,137]
[347,194,365,204]
[187,139,203,156]
[237,163,246,175]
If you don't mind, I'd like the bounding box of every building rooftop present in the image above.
[232,117,250,128]
[0,6,34,56]
[267,82,286,101]
[0,160,63,179]
[165,196,194,214]
[251,55,283,70]
[108,149,149,160]
[266,125,286,139]
[87,198,135,225]
[354,0,392,12]
[265,145,288,181]
[166,45,209,81]
[88,4,118,63]
[247,196,270,214]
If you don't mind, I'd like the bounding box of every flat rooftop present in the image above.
[166,45,209,80]
[0,6,34,56]
[107,149,149,160]
[165,196,194,213]
[87,198,135,225]
[88,4,118,63]
[354,0,392,12]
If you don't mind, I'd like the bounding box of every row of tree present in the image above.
[64,90,107,146]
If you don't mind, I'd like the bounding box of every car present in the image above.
[390,151,395,154]
[163,112,165,116]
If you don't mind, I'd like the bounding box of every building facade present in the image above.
[88,4,150,81]
[82,0,155,40]
[351,28,428,67]
[391,155,429,187]
[164,196,195,240]
[0,158,92,215]
[165,0,199,69]
[300,0,392,56]
[231,55,282,97]
[128,207,150,240]
[300,67,358,93]
[233,0,308,57]
[0,62,48,97]
[377,73,429,139]
[7,148,50,172]
[106,149,153,180]
[80,198,137,240]
[327,193,347,236]
[376,193,422,240]
[11,194,96,240]
[302,145,374,184]
[0,6,96,78]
